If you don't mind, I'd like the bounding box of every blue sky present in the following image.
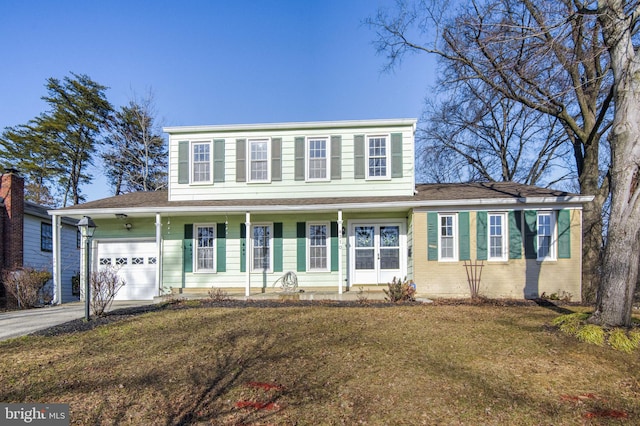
[0,0,436,201]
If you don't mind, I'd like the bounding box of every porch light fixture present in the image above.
[77,216,97,321]
[124,223,132,231]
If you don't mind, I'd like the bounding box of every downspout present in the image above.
[51,214,62,304]
[155,213,162,297]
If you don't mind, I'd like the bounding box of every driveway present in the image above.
[0,301,155,341]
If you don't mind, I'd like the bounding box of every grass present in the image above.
[1,302,639,425]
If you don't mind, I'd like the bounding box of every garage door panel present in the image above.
[95,241,157,300]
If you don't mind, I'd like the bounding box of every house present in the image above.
[0,171,80,306]
[48,119,592,301]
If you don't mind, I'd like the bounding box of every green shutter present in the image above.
[427,212,438,261]
[297,222,306,272]
[216,223,226,272]
[213,139,225,183]
[459,212,470,261]
[558,209,571,259]
[331,136,341,180]
[274,222,283,272]
[183,224,193,273]
[236,139,246,182]
[272,138,282,182]
[331,221,339,271]
[524,210,538,259]
[178,141,189,184]
[476,211,487,261]
[294,137,305,181]
[391,133,403,178]
[508,211,523,259]
[240,223,246,272]
[354,135,365,179]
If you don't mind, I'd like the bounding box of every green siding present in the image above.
[330,221,339,271]
[274,222,283,272]
[354,134,365,179]
[296,222,306,271]
[476,211,487,261]
[240,223,246,272]
[294,137,305,181]
[213,139,225,183]
[271,138,282,182]
[508,211,522,259]
[178,141,189,184]
[557,209,571,258]
[183,224,193,273]
[216,223,226,272]
[331,135,341,180]
[391,133,403,178]
[236,139,246,182]
[427,212,438,261]
[524,210,538,259]
[459,211,470,261]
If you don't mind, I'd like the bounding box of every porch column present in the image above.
[51,214,62,304]
[155,213,162,297]
[338,210,343,294]
[245,212,251,297]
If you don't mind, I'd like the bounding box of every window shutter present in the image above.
[178,141,189,184]
[296,222,306,272]
[331,221,339,271]
[272,138,282,182]
[354,135,365,179]
[294,137,305,181]
[216,223,226,272]
[427,212,438,261]
[331,136,342,180]
[459,212,470,261]
[524,210,538,259]
[274,222,283,272]
[236,139,246,182]
[557,209,571,258]
[240,223,246,272]
[508,211,523,259]
[391,133,403,178]
[183,224,193,273]
[213,139,225,183]
[476,211,487,261]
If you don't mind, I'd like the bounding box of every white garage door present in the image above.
[95,240,158,300]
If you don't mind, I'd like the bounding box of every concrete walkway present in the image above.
[0,301,155,341]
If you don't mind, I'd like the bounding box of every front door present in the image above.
[351,222,403,285]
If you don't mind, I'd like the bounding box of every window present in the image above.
[249,139,270,182]
[488,213,507,261]
[439,214,457,261]
[307,137,328,181]
[252,224,272,271]
[192,142,212,183]
[537,212,555,260]
[308,223,329,271]
[41,223,52,252]
[367,135,390,179]
[195,224,216,272]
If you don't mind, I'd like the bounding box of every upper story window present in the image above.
[537,211,555,260]
[367,135,390,179]
[192,142,212,183]
[195,224,216,272]
[307,137,329,181]
[439,213,457,261]
[488,212,508,261]
[249,139,270,182]
[41,223,52,252]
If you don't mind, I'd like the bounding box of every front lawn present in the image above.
[0,301,638,425]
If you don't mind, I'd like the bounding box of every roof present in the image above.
[49,182,593,218]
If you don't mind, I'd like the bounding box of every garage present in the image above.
[94,240,158,300]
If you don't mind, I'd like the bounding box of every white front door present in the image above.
[351,222,404,285]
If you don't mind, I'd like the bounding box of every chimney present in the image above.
[0,170,24,269]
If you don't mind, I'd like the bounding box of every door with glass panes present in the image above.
[351,222,404,284]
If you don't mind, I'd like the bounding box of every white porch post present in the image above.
[51,214,62,304]
[338,210,343,295]
[155,213,162,297]
[245,212,251,297]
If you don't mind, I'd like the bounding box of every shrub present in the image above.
[575,324,605,346]
[90,266,125,317]
[1,267,52,309]
[551,312,589,336]
[384,276,416,302]
[208,287,230,302]
[608,329,638,354]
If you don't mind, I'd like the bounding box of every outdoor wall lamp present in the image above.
[124,223,132,231]
[77,216,97,321]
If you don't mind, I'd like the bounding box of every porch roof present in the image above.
[49,182,593,218]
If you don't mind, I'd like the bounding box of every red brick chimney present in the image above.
[0,170,24,269]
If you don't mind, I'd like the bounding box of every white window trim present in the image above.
[194,223,217,273]
[307,221,331,272]
[488,212,508,262]
[537,211,557,261]
[251,223,273,272]
[438,213,458,262]
[247,138,271,183]
[365,134,391,180]
[306,136,330,182]
[190,140,213,185]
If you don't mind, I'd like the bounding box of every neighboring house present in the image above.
[48,119,593,302]
[0,171,80,306]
